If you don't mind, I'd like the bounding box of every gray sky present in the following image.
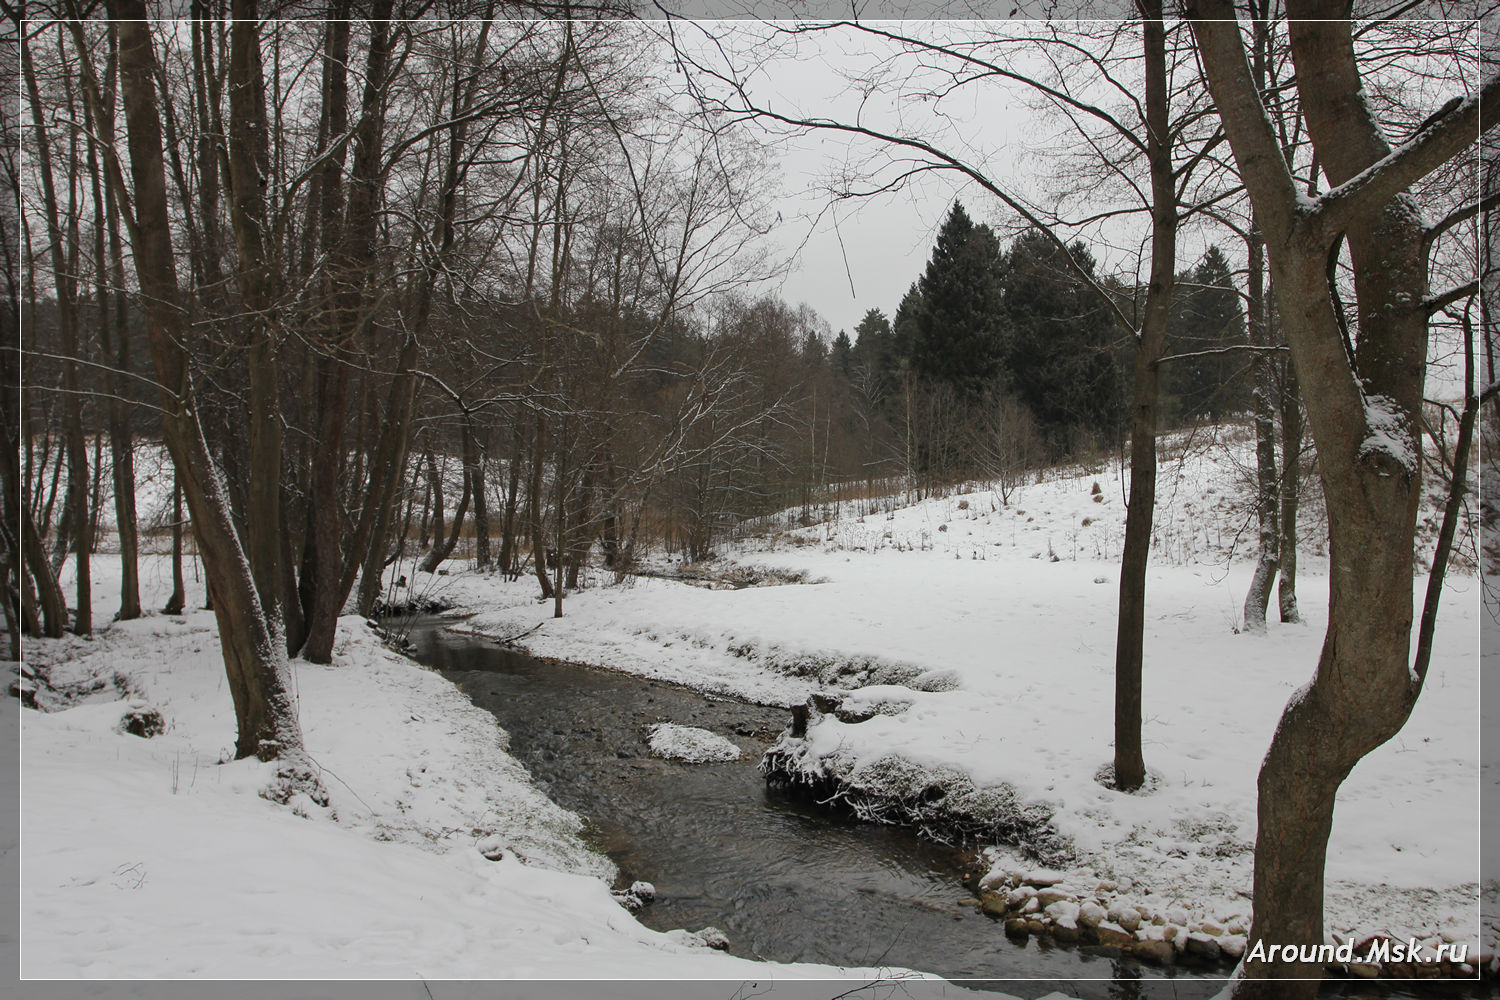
[673,20,1144,339]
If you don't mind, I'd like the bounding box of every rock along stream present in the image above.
[406,619,1470,1000]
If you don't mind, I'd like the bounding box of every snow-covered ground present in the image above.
[15,557,987,990]
[395,432,1489,970]
[14,426,1491,989]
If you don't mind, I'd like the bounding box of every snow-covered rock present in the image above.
[645,722,742,763]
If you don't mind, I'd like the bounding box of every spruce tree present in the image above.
[852,307,895,395]
[998,229,1121,454]
[909,202,1005,397]
[1168,246,1246,421]
[830,330,853,376]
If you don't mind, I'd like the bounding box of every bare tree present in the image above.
[98,5,322,791]
[1187,5,1493,992]
[664,16,1229,790]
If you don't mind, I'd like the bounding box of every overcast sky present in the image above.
[662,20,1146,339]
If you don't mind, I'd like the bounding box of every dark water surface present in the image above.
[405,619,1480,1000]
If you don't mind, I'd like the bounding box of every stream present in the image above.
[404,618,1483,999]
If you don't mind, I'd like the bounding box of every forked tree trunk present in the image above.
[1189,5,1495,995]
[419,455,470,573]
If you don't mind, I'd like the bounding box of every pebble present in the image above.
[1108,903,1141,932]
[979,891,1008,916]
[1130,939,1175,965]
[1023,869,1065,887]
[1183,933,1221,961]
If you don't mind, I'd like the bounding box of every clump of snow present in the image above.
[1360,393,1418,476]
[762,737,1072,867]
[646,722,742,763]
[834,684,916,721]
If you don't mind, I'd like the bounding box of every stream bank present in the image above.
[404,618,1270,997]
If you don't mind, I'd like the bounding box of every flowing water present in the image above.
[405,619,1481,999]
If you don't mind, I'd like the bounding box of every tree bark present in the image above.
[1277,351,1302,623]
[224,6,285,638]
[165,472,186,615]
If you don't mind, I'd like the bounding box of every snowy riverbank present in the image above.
[392,445,1493,979]
[16,560,968,986]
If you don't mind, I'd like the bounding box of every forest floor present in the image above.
[400,429,1495,977]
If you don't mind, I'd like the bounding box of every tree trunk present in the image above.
[1242,226,1280,632]
[110,7,318,784]
[165,472,186,615]
[530,408,554,600]
[22,503,65,638]
[300,357,352,663]
[427,450,445,549]
[1278,355,1302,623]
[554,415,568,618]
[1110,5,1175,793]
[224,6,288,641]
[498,420,522,576]
[464,418,490,569]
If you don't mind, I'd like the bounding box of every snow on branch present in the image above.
[1305,75,1500,246]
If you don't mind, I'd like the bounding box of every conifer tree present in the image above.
[1168,246,1247,421]
[909,202,1005,397]
[999,229,1120,453]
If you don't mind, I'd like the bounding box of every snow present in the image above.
[18,423,1487,986]
[1360,393,1419,476]
[646,722,743,762]
[406,427,1484,959]
[16,559,964,986]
